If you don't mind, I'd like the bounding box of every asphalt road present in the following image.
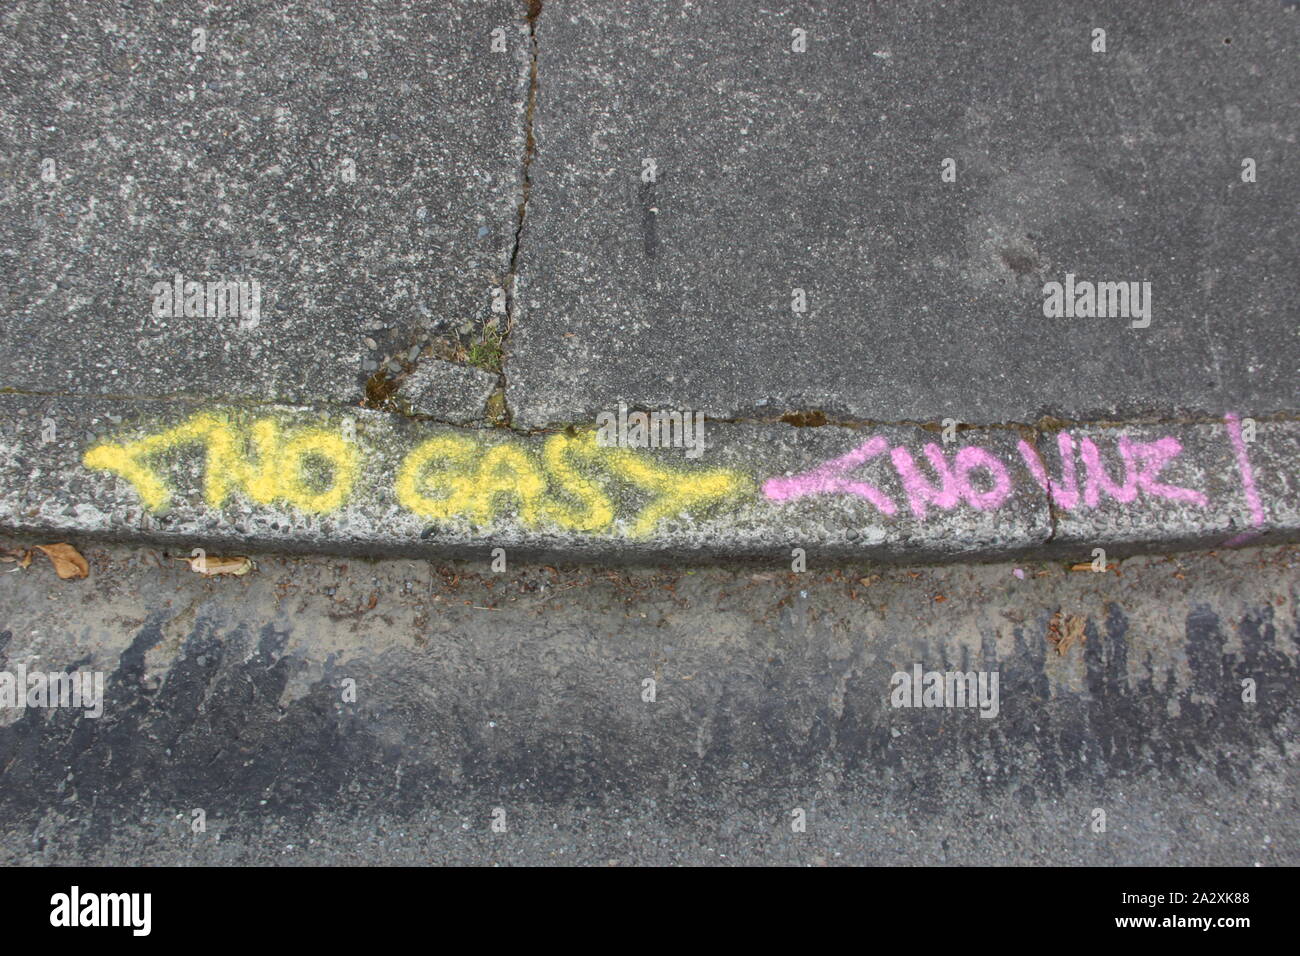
[1,539,1294,865]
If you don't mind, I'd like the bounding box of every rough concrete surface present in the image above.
[0,4,1296,873]
[1,394,1294,563]
[0,0,1295,567]
[508,0,1298,427]
[0,540,1294,865]
[0,0,531,405]
[400,359,500,423]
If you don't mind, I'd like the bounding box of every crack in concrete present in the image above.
[1025,429,1060,546]
[342,1,542,427]
[492,0,543,426]
[700,410,1300,432]
[5,385,1297,448]
[488,409,1300,438]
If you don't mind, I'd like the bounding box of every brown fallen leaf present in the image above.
[35,543,88,580]
[1046,610,1063,648]
[182,554,255,576]
[1071,561,1117,573]
[1,548,33,569]
[1054,614,1088,656]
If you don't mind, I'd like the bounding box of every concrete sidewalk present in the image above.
[1,0,1296,563]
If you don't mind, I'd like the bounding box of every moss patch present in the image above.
[485,389,509,425]
[364,370,400,408]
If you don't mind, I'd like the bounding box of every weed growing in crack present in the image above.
[464,323,506,374]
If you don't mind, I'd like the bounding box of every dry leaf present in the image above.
[1,548,33,569]
[35,543,88,580]
[183,554,255,576]
[1071,562,1117,573]
[1054,614,1088,656]
[1046,610,1063,648]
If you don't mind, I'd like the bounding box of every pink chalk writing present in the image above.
[1128,436,1209,506]
[887,444,1013,518]
[890,445,962,519]
[761,435,897,515]
[955,445,1014,511]
[1018,433,1079,509]
[1224,412,1266,547]
[1080,436,1139,506]
[764,428,1211,521]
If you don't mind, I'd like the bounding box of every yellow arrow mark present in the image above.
[84,412,359,513]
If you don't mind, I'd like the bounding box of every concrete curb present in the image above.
[1,395,1294,563]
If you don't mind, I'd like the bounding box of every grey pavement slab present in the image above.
[399,358,499,423]
[0,0,530,405]
[508,0,1299,428]
[0,393,1294,563]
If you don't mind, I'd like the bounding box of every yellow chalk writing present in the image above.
[594,442,749,537]
[396,429,749,535]
[84,412,751,535]
[83,412,359,513]
[539,433,615,532]
[394,435,482,521]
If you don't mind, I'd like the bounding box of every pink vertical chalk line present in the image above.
[1224,412,1266,547]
